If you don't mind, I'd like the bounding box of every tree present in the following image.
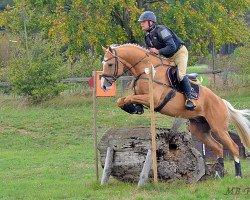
[46,0,250,64]
[0,0,249,67]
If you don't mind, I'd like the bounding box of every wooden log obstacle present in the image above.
[98,126,211,185]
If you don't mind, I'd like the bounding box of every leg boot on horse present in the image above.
[180,76,196,110]
[121,103,144,115]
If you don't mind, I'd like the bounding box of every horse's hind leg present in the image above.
[211,129,241,177]
[189,119,225,174]
[206,111,242,177]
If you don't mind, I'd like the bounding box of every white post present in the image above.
[101,147,114,185]
[138,149,152,186]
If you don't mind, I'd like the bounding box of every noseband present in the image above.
[101,49,148,83]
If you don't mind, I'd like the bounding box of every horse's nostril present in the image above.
[103,85,106,90]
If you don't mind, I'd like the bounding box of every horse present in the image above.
[100,43,250,177]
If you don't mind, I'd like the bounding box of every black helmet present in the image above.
[138,11,156,22]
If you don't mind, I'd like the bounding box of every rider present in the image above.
[138,11,196,110]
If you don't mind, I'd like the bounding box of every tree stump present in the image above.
[98,126,206,183]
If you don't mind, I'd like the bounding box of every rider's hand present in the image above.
[150,48,159,54]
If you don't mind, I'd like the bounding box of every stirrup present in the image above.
[185,99,196,111]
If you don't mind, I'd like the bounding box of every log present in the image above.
[98,126,206,183]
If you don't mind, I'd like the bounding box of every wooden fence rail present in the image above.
[0,70,225,90]
[0,76,135,87]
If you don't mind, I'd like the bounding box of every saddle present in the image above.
[167,67,200,99]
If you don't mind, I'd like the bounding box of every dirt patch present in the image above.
[0,127,5,133]
[17,128,34,135]
[0,126,35,136]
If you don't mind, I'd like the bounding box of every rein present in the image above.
[102,48,174,90]
[102,48,176,90]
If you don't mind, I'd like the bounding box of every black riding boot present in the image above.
[180,76,196,110]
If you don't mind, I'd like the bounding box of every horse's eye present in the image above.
[108,63,113,67]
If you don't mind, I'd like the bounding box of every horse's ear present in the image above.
[102,46,107,52]
[108,46,113,53]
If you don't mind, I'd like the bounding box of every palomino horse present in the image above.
[100,43,250,177]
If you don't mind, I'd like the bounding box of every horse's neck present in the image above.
[118,47,146,76]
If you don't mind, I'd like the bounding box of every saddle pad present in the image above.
[167,67,200,99]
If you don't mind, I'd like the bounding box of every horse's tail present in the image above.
[222,99,250,149]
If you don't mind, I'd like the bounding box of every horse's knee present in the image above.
[124,96,132,104]
[117,98,125,107]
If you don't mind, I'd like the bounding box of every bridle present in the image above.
[101,47,178,112]
[101,48,149,85]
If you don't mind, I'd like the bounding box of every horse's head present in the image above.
[100,44,163,91]
[101,46,127,91]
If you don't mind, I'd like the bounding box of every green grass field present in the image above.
[0,86,250,199]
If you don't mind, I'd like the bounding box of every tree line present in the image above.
[0,0,249,102]
[1,0,249,60]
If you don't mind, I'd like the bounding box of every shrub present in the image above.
[9,35,69,103]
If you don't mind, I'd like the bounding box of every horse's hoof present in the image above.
[235,175,242,179]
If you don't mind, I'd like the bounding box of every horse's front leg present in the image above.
[124,94,149,106]
[117,94,149,115]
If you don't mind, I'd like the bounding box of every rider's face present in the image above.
[140,20,152,31]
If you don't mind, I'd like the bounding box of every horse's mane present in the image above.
[111,43,149,52]
[110,43,168,61]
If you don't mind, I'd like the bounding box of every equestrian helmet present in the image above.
[138,11,156,22]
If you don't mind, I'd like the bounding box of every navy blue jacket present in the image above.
[145,25,184,58]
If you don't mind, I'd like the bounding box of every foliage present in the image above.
[0,0,248,66]
[0,32,19,69]
[9,35,69,103]
[0,0,14,10]
[154,0,249,63]
[232,43,250,84]
[69,52,102,78]
[0,33,10,68]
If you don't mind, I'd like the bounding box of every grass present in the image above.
[187,64,209,86]
[0,87,250,199]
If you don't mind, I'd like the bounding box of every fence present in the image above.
[0,75,134,90]
[0,69,239,95]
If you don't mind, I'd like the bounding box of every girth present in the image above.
[154,90,176,112]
